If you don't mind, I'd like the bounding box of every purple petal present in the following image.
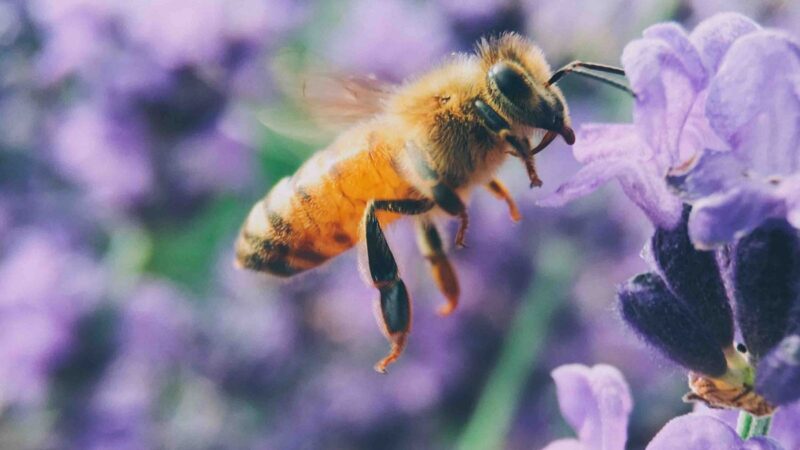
[673,90,730,168]
[642,22,707,88]
[756,334,800,405]
[551,364,632,450]
[689,12,760,72]
[706,32,800,176]
[646,414,743,450]
[537,161,627,208]
[542,439,587,450]
[540,156,682,229]
[778,173,800,230]
[688,184,787,249]
[742,437,786,450]
[571,123,650,164]
[616,162,684,229]
[667,150,744,200]
[622,36,703,167]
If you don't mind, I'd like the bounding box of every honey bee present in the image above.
[235,33,631,373]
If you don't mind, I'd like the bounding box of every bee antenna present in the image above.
[547,61,636,98]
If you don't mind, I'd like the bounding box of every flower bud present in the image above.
[733,219,800,359]
[618,272,727,377]
[652,206,734,347]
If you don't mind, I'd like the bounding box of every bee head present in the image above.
[478,33,574,144]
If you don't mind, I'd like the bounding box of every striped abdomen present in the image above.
[235,125,420,277]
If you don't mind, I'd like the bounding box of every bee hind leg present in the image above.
[364,199,433,373]
[416,219,460,316]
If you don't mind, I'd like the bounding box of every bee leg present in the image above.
[415,219,460,316]
[473,101,545,187]
[406,149,470,248]
[365,199,434,373]
[431,183,469,248]
[486,179,521,222]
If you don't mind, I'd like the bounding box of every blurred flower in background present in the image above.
[1,1,799,449]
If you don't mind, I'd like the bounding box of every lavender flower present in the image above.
[22,0,303,217]
[618,272,729,377]
[52,104,154,210]
[647,414,783,450]
[540,13,800,248]
[542,363,784,450]
[542,364,632,450]
[697,402,800,450]
[0,228,103,408]
[618,209,800,416]
[72,280,194,450]
[326,0,454,81]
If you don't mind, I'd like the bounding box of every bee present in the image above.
[235,33,632,373]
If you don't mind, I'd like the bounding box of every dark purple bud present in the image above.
[755,331,800,405]
[652,205,734,347]
[618,272,727,377]
[733,219,800,359]
[652,206,733,348]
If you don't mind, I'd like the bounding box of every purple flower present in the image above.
[542,363,785,450]
[73,279,195,450]
[0,228,104,408]
[51,104,153,211]
[436,0,512,24]
[326,0,454,81]
[523,0,666,62]
[647,414,783,450]
[697,402,800,450]
[540,13,800,248]
[618,210,800,410]
[542,364,632,450]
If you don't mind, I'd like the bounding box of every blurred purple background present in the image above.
[0,1,798,449]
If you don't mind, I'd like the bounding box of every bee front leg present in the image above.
[486,179,521,222]
[364,199,433,373]
[416,219,460,316]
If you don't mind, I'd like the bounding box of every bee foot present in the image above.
[374,332,408,374]
[437,302,456,316]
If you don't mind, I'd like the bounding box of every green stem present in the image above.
[737,411,772,440]
[749,415,772,438]
[456,239,576,450]
[736,411,753,439]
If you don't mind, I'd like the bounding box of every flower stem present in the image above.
[737,411,772,439]
[749,415,772,438]
[456,239,576,450]
[736,411,753,439]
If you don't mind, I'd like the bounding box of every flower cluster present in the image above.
[618,207,800,415]
[619,207,800,415]
[543,363,785,450]
[541,13,800,248]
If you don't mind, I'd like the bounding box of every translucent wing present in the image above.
[295,73,394,129]
[260,56,396,143]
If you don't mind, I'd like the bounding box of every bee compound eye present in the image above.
[489,62,532,101]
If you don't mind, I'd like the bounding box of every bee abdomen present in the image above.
[235,178,346,277]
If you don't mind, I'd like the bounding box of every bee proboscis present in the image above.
[235,33,631,372]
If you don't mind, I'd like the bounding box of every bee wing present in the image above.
[260,60,396,143]
[296,72,394,129]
